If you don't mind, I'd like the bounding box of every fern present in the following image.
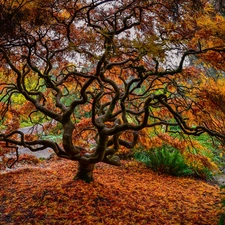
[134,145,193,176]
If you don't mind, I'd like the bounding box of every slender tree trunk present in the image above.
[74,162,95,183]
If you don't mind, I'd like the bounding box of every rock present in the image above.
[212,174,225,186]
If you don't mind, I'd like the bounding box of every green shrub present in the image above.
[134,145,193,176]
[219,185,225,225]
[190,166,214,181]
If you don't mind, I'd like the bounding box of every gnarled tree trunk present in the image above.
[74,162,95,183]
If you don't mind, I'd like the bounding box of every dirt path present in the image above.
[18,147,54,159]
[17,124,55,159]
[0,124,55,162]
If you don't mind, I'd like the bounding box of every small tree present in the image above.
[0,0,225,182]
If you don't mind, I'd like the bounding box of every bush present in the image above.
[134,145,193,176]
[190,166,214,181]
[219,185,225,225]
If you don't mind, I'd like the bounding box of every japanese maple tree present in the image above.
[1,0,225,182]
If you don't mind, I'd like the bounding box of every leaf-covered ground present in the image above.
[0,158,222,225]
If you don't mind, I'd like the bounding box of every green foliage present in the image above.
[219,185,225,225]
[39,123,63,142]
[134,143,217,181]
[193,135,222,164]
[191,166,214,181]
[219,212,225,225]
[134,145,193,176]
[20,120,33,128]
[41,134,62,142]
[169,131,223,168]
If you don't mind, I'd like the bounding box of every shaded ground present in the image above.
[0,158,223,225]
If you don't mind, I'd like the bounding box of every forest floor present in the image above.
[0,158,224,225]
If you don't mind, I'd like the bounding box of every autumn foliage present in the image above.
[0,0,225,182]
[0,159,222,224]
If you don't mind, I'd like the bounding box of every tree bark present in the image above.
[74,162,95,183]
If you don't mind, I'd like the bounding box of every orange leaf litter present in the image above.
[0,159,222,225]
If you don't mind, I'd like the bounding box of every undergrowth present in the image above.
[134,145,214,181]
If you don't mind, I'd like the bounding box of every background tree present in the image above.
[1,0,225,182]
